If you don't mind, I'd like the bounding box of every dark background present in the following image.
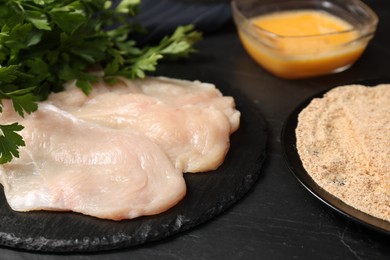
[1,0,389,259]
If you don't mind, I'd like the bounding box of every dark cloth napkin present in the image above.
[113,0,232,42]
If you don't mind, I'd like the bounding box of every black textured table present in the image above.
[1,0,389,259]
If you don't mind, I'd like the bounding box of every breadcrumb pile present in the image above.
[296,84,390,221]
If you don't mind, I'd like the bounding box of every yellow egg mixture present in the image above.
[239,10,365,78]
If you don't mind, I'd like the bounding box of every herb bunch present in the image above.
[0,0,202,163]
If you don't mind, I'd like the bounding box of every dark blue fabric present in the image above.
[138,0,231,36]
[113,0,232,41]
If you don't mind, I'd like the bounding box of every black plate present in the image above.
[0,76,267,252]
[281,78,390,235]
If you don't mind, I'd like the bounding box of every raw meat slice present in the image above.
[0,102,186,220]
[47,77,241,172]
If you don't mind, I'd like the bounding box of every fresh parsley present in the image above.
[0,0,202,163]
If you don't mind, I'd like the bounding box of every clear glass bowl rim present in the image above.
[231,0,379,40]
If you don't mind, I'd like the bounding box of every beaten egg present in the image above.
[235,9,373,79]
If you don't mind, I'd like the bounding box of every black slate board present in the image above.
[0,76,267,252]
[281,78,390,235]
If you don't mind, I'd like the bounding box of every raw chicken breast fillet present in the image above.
[0,102,186,220]
[47,77,241,172]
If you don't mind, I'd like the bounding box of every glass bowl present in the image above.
[231,0,378,79]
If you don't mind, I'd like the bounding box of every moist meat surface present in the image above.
[47,77,240,173]
[0,103,186,220]
[0,77,240,220]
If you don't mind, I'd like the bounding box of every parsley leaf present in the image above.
[0,0,202,163]
[7,88,38,117]
[0,123,25,164]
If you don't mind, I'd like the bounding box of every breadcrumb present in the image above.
[296,84,390,221]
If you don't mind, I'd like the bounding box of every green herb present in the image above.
[0,0,202,163]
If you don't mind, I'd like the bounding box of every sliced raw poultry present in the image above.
[47,77,241,172]
[0,102,186,220]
